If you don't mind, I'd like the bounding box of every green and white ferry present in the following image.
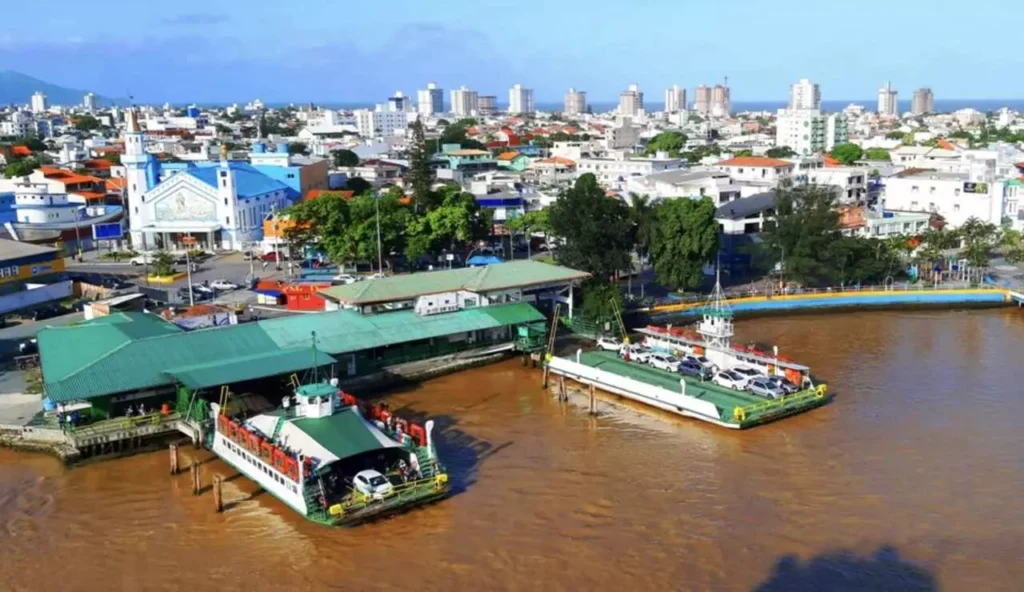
[209,377,449,526]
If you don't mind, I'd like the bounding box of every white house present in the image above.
[576,152,683,189]
[626,169,741,205]
[881,169,1003,228]
[715,156,794,184]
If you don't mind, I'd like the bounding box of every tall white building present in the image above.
[508,84,535,115]
[664,85,687,113]
[478,96,497,116]
[619,84,644,117]
[417,82,444,116]
[83,92,98,112]
[354,109,407,138]
[564,88,587,116]
[789,78,820,110]
[911,88,934,116]
[878,81,898,117]
[694,85,711,115]
[450,86,479,118]
[776,109,848,156]
[30,92,47,114]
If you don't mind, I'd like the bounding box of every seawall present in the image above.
[650,288,1011,320]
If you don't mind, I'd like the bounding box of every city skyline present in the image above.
[1,0,1020,103]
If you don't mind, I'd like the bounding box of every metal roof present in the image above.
[291,407,397,462]
[166,348,336,390]
[187,163,290,198]
[0,238,58,261]
[41,303,545,402]
[715,192,775,220]
[319,260,590,305]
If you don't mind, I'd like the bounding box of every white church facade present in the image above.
[123,108,296,251]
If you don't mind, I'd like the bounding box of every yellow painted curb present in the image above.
[146,272,188,284]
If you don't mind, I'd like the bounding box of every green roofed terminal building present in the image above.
[37,261,589,434]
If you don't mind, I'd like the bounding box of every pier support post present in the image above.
[558,375,567,401]
[191,463,201,496]
[169,444,179,475]
[213,475,223,512]
[542,366,549,389]
[589,384,596,415]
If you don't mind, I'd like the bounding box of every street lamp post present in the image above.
[375,194,383,275]
[183,234,196,307]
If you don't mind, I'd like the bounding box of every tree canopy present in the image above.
[762,183,841,284]
[863,148,890,161]
[830,143,864,165]
[649,197,720,291]
[439,119,484,149]
[331,149,359,167]
[3,157,40,178]
[407,119,434,212]
[344,177,373,196]
[74,115,101,132]
[287,142,309,156]
[645,131,687,155]
[765,146,796,159]
[548,174,632,284]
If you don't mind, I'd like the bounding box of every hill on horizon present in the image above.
[0,70,123,107]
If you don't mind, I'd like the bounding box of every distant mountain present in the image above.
[0,70,123,107]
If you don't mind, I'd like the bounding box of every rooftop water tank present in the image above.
[252,143,266,154]
[276,143,289,154]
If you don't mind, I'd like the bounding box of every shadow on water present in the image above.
[386,403,513,498]
[753,545,937,592]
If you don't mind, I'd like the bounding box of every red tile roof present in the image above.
[38,167,103,185]
[12,146,32,157]
[716,156,793,168]
[74,191,108,201]
[106,178,127,192]
[496,151,521,161]
[823,154,841,167]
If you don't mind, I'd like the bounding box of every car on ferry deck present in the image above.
[713,370,747,390]
[731,366,765,388]
[678,360,713,380]
[596,336,622,352]
[648,353,681,372]
[768,376,799,394]
[352,469,394,500]
[747,377,786,399]
[618,344,652,363]
[683,354,716,373]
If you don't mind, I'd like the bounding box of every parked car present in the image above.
[596,336,621,352]
[747,377,786,399]
[768,376,800,394]
[352,469,394,500]
[731,366,765,388]
[679,360,713,380]
[260,252,288,262]
[648,353,681,372]
[618,344,652,364]
[129,253,155,266]
[332,274,362,285]
[18,338,38,355]
[367,272,387,280]
[713,370,748,390]
[209,279,240,291]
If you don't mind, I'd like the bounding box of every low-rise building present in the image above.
[626,169,741,205]
[577,152,683,189]
[881,169,1004,228]
[837,206,932,238]
[715,191,775,235]
[715,156,794,185]
[0,239,71,317]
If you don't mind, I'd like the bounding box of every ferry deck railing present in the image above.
[67,411,182,440]
[729,385,828,424]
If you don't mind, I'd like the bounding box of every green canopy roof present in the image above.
[166,348,336,390]
[291,407,390,460]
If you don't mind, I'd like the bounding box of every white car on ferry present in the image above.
[596,336,621,352]
[730,366,765,388]
[713,370,748,390]
[619,344,652,363]
[648,353,681,372]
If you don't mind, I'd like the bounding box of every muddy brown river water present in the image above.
[2,309,1023,591]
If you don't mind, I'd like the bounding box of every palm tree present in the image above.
[958,217,999,271]
[627,193,654,298]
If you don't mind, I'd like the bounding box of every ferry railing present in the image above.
[67,411,182,439]
[729,385,828,424]
[328,471,450,521]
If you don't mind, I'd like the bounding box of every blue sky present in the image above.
[0,0,1016,103]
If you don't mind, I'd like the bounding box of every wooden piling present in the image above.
[542,366,550,389]
[169,444,179,475]
[558,375,566,401]
[213,475,223,512]
[589,384,596,415]
[191,463,201,496]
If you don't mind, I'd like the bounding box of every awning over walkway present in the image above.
[165,348,336,390]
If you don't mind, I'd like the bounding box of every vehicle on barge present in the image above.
[208,374,449,526]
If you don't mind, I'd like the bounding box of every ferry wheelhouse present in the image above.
[639,276,814,387]
[210,381,449,526]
